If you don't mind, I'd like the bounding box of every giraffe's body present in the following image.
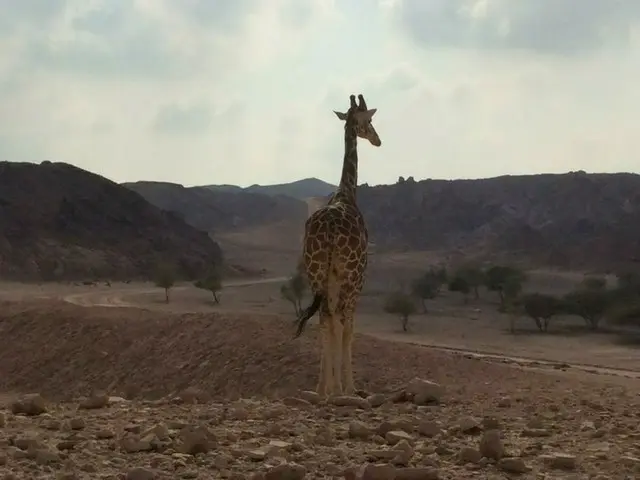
[294,94,381,397]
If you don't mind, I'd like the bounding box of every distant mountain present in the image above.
[204,177,336,200]
[0,162,222,281]
[123,181,308,233]
[356,172,640,270]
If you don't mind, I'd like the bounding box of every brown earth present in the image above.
[1,298,640,479]
[0,161,222,281]
[2,280,640,478]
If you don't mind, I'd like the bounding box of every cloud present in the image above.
[0,0,639,189]
[391,0,640,55]
[153,104,213,135]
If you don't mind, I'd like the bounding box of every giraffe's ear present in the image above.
[363,108,377,120]
[334,111,348,121]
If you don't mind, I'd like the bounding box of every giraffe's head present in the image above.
[334,94,381,147]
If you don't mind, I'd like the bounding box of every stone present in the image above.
[417,420,441,438]
[360,463,396,480]
[177,426,216,455]
[457,416,482,433]
[349,421,373,440]
[126,468,157,480]
[395,467,440,480]
[542,453,577,470]
[386,430,413,445]
[479,430,504,460]
[10,393,47,416]
[458,446,482,464]
[78,393,109,410]
[498,458,528,473]
[68,417,85,430]
[264,462,306,480]
[405,378,443,405]
[329,395,370,409]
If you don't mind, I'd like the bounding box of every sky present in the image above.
[1,0,639,187]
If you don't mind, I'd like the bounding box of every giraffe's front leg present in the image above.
[341,314,355,395]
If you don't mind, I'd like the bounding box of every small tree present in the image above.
[384,291,417,332]
[448,275,471,303]
[454,265,485,299]
[154,265,175,303]
[194,269,223,304]
[522,293,561,332]
[411,267,447,313]
[484,265,527,307]
[281,270,308,316]
[563,289,611,330]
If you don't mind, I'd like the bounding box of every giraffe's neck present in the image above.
[335,121,358,203]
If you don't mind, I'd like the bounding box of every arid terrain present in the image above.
[2,262,640,479]
[2,168,640,478]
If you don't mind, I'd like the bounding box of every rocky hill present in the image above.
[0,161,222,281]
[203,177,336,200]
[123,181,309,233]
[125,171,640,271]
[357,172,640,270]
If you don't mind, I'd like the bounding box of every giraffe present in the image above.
[293,94,381,397]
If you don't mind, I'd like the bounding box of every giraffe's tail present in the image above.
[293,292,324,339]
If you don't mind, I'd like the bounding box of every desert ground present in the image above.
[2,238,640,479]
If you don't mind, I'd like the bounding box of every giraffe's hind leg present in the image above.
[330,315,344,396]
[341,311,355,395]
[317,313,332,397]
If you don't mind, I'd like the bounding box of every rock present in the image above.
[247,448,267,461]
[521,428,551,437]
[298,390,322,404]
[68,417,85,430]
[349,421,373,440]
[496,396,511,408]
[177,426,216,455]
[264,462,306,480]
[367,394,387,408]
[377,421,413,437]
[481,416,500,430]
[0,412,5,427]
[281,397,312,408]
[457,416,482,433]
[35,449,61,465]
[96,429,115,439]
[176,387,210,404]
[78,393,109,410]
[361,463,396,480]
[55,473,79,480]
[126,468,157,480]
[479,430,504,460]
[386,430,413,445]
[542,453,577,470]
[395,467,440,479]
[143,423,170,440]
[405,378,443,405]
[498,457,528,473]
[10,393,47,416]
[620,455,640,467]
[458,446,482,464]
[329,395,370,409]
[417,420,441,438]
[120,435,154,453]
